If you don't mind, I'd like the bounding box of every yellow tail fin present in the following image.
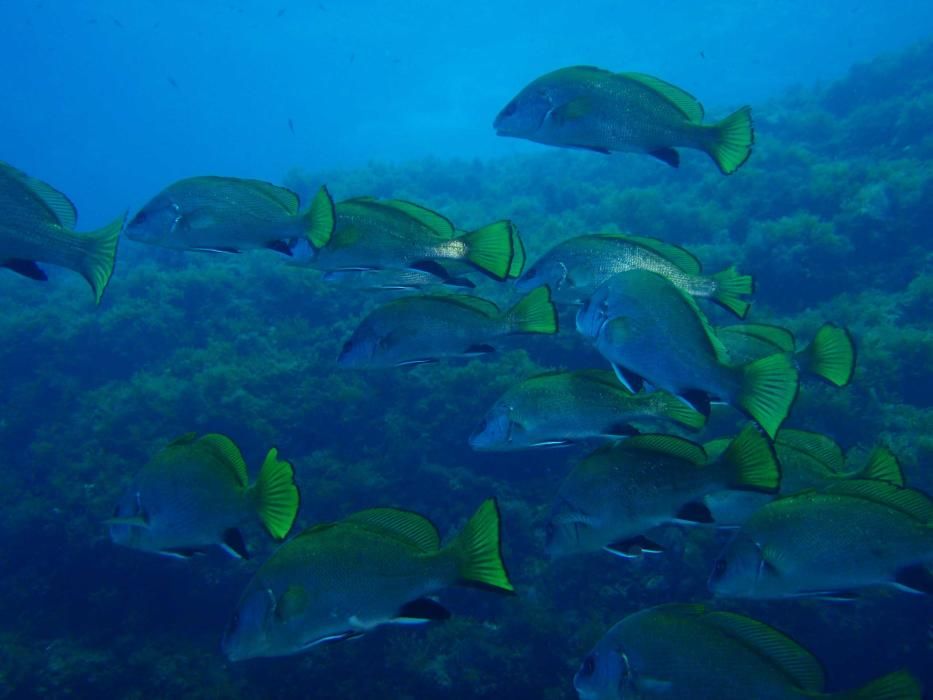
[737,353,799,439]
[505,286,558,335]
[705,106,754,175]
[829,670,921,700]
[251,448,300,540]
[797,323,856,387]
[719,424,780,493]
[459,221,514,280]
[710,266,754,318]
[305,185,335,249]
[450,499,514,593]
[78,214,123,304]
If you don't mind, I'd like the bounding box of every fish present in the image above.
[0,161,122,304]
[717,322,856,387]
[576,269,799,438]
[108,433,300,560]
[338,286,558,368]
[709,479,933,599]
[302,196,525,283]
[516,233,754,318]
[574,603,920,700]
[469,369,706,451]
[222,499,513,660]
[494,66,754,175]
[704,429,903,525]
[125,176,335,255]
[545,425,778,560]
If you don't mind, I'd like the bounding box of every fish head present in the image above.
[338,315,407,367]
[337,323,384,367]
[493,81,556,139]
[223,587,279,661]
[515,256,571,295]
[543,503,599,559]
[573,644,631,700]
[225,583,326,660]
[125,194,187,247]
[107,489,152,549]
[576,284,613,339]
[708,533,779,598]
[469,403,524,450]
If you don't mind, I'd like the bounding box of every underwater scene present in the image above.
[2,1,933,698]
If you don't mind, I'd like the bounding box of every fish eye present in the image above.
[712,558,728,579]
[501,101,517,117]
[524,267,537,279]
[476,419,487,433]
[131,210,148,225]
[581,654,596,676]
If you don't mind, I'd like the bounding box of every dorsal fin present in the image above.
[571,368,636,394]
[344,508,441,552]
[194,433,249,488]
[420,294,501,318]
[594,233,702,274]
[167,432,199,447]
[380,199,456,238]
[776,430,845,474]
[855,447,904,487]
[718,324,797,354]
[618,434,707,466]
[340,197,454,238]
[700,612,825,692]
[1,162,78,228]
[619,72,705,123]
[242,179,301,215]
[821,480,933,523]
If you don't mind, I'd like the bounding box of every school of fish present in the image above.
[3,65,925,698]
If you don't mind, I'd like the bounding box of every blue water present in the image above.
[1,1,932,698]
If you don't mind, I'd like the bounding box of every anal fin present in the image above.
[649,148,680,167]
[604,535,665,558]
[675,501,714,524]
[221,528,250,559]
[893,565,933,595]
[394,597,451,623]
[266,240,294,256]
[3,259,47,281]
[463,344,496,356]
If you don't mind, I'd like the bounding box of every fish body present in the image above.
[709,480,933,599]
[516,233,752,317]
[469,369,705,451]
[222,499,512,660]
[704,430,903,525]
[574,603,919,700]
[0,161,122,303]
[717,322,856,387]
[494,67,754,174]
[546,426,777,559]
[576,270,798,438]
[109,433,300,559]
[338,287,557,367]
[125,177,334,254]
[307,197,523,282]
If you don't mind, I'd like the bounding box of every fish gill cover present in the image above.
[0,4,932,700]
